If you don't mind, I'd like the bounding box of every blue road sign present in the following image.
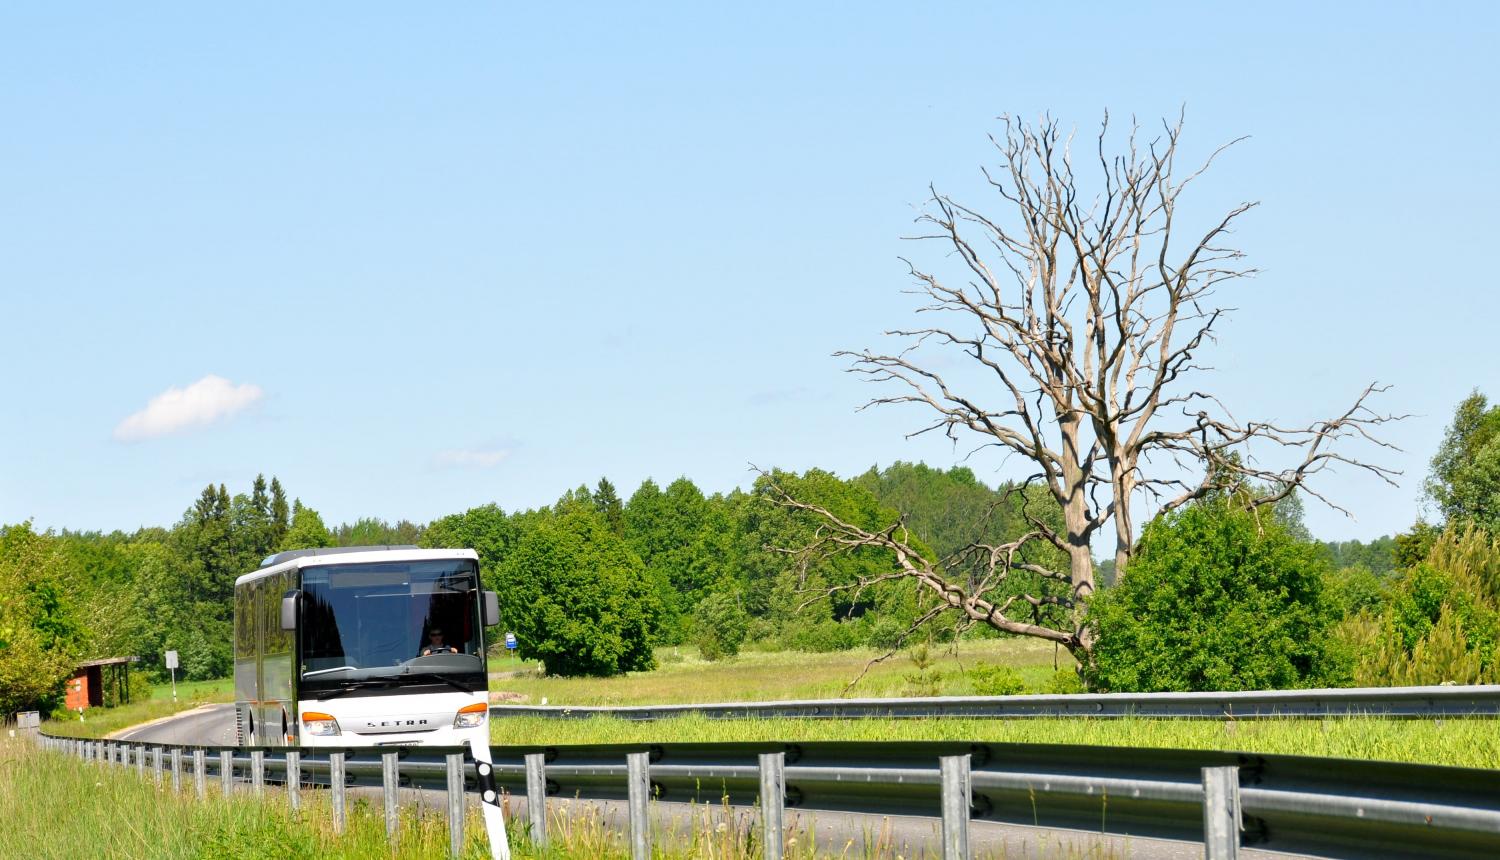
[504,632,517,651]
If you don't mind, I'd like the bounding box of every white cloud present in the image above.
[431,447,512,470]
[113,375,264,441]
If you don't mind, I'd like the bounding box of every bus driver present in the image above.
[421,627,459,656]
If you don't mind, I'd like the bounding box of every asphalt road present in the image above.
[113,702,237,746]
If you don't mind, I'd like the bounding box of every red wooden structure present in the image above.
[64,656,139,711]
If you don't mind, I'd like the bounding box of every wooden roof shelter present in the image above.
[65,656,140,711]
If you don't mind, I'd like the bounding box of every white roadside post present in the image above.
[469,738,513,860]
[164,650,179,703]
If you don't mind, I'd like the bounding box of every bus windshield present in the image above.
[298,559,485,695]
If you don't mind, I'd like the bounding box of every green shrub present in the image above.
[1045,668,1086,694]
[782,620,858,653]
[967,663,1025,696]
[493,511,663,676]
[1086,500,1346,692]
[1340,527,1500,685]
[692,591,748,661]
[865,616,908,650]
[1324,565,1389,617]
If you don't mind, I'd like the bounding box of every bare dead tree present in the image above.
[780,112,1403,663]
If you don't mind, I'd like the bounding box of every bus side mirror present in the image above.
[483,591,500,627]
[280,590,299,631]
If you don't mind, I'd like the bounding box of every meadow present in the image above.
[489,712,1500,770]
[489,638,1076,706]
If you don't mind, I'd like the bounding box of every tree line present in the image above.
[3,385,1496,717]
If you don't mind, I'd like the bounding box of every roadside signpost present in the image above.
[504,632,517,665]
[165,650,179,702]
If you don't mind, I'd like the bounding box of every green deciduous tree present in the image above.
[422,504,516,572]
[1085,499,1345,691]
[281,500,333,551]
[0,523,85,714]
[493,511,662,676]
[1426,391,1500,533]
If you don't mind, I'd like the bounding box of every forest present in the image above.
[2,388,1497,716]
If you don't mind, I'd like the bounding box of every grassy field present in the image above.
[491,639,1075,705]
[491,712,1500,770]
[46,678,234,740]
[0,735,952,859]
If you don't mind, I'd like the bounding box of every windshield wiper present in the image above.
[314,678,402,701]
[303,665,360,678]
[407,672,475,694]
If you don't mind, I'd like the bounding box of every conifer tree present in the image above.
[269,477,290,545]
[595,477,624,535]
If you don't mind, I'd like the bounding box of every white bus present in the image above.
[233,546,498,748]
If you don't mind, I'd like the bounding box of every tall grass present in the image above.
[0,734,491,859]
[491,713,1500,770]
[0,736,972,859]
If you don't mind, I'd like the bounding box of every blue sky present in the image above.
[1,3,1496,544]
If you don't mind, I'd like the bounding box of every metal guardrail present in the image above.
[487,684,1500,722]
[35,729,1500,859]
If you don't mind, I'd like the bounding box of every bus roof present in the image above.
[235,546,479,587]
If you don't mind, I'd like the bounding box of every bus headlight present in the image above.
[454,702,487,729]
[301,711,341,737]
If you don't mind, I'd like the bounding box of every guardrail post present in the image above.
[137,746,146,779]
[759,752,785,860]
[382,751,400,840]
[220,750,233,798]
[193,750,206,800]
[251,750,265,797]
[171,748,182,792]
[626,751,652,860]
[1202,766,1241,859]
[152,747,163,786]
[330,752,347,835]
[447,752,466,857]
[939,754,971,860]
[286,750,301,812]
[525,752,547,848]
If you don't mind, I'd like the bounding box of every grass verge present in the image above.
[46,679,234,740]
[491,713,1500,770]
[3,735,963,859]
